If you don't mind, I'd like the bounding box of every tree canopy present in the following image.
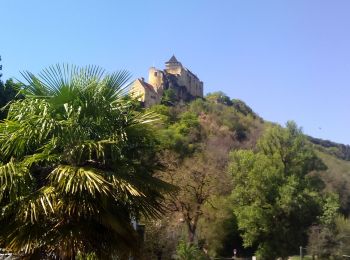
[0,79,22,119]
[0,65,172,259]
[229,122,328,259]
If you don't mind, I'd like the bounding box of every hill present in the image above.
[140,92,350,258]
[315,150,350,214]
[309,136,350,161]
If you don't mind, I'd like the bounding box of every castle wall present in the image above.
[164,61,203,98]
[144,89,161,107]
[130,80,146,102]
[174,68,203,98]
[148,67,164,95]
[130,79,161,107]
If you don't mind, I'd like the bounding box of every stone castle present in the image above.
[130,55,204,107]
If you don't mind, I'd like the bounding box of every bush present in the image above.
[176,240,206,260]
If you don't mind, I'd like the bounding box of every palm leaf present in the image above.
[0,64,173,258]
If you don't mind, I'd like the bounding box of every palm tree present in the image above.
[0,65,172,259]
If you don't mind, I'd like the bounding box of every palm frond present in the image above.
[0,159,31,201]
[19,71,51,97]
[0,64,172,258]
[49,165,112,197]
[16,186,56,223]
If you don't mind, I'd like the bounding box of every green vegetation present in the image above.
[175,240,206,260]
[0,78,22,119]
[316,151,350,214]
[0,65,350,260]
[161,88,177,105]
[309,136,350,161]
[0,65,172,259]
[141,94,350,259]
[229,122,329,259]
[289,256,313,260]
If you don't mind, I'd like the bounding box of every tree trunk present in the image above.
[187,222,197,243]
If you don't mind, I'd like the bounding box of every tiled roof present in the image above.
[166,55,179,63]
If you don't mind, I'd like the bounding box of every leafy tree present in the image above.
[206,91,233,106]
[231,99,256,118]
[0,57,21,120]
[149,104,172,125]
[318,193,340,226]
[306,194,350,259]
[141,215,183,260]
[197,195,242,257]
[333,215,350,256]
[0,79,23,119]
[142,97,264,258]
[307,194,339,259]
[159,152,230,244]
[0,65,172,259]
[307,225,335,259]
[158,111,201,156]
[229,122,326,259]
[161,88,177,106]
[308,214,350,259]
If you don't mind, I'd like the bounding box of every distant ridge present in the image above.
[308,136,350,161]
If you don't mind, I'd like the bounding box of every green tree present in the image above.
[159,153,222,243]
[158,111,201,156]
[197,195,240,257]
[231,99,256,117]
[229,122,326,259]
[333,215,350,256]
[206,91,233,106]
[307,194,340,259]
[0,65,172,259]
[0,79,23,119]
[161,88,177,106]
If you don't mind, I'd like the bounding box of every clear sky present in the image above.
[2,0,350,144]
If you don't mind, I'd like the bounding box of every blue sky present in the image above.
[2,0,350,144]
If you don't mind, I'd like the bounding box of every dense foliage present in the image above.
[0,78,22,119]
[0,67,349,259]
[142,93,349,259]
[0,65,172,259]
[142,95,264,258]
[229,122,328,259]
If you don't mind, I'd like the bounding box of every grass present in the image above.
[289,256,313,260]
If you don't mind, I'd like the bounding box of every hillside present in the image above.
[2,79,349,259]
[140,92,350,258]
[309,136,350,161]
[315,150,350,214]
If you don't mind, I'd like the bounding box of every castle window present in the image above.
[154,72,158,77]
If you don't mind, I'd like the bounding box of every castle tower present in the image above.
[165,55,182,75]
[148,67,164,94]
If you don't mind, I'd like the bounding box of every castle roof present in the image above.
[166,55,179,64]
[183,67,200,80]
[136,78,157,93]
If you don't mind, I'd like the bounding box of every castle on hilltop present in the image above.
[130,55,204,107]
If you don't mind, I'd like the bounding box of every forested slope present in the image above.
[141,92,350,259]
[309,136,350,161]
[316,151,350,214]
